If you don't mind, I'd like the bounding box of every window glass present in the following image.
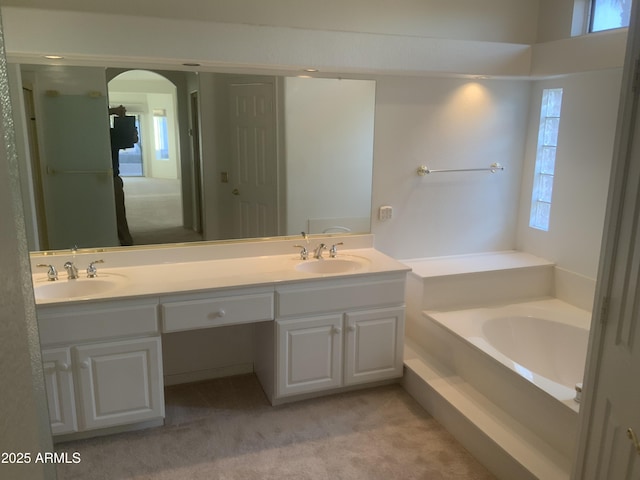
[153,109,170,160]
[530,88,564,232]
[590,0,632,32]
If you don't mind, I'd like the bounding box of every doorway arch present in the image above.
[107,69,202,245]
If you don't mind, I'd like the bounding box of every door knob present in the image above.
[231,188,240,196]
[627,427,640,455]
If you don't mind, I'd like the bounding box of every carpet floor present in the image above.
[122,177,202,245]
[55,375,496,480]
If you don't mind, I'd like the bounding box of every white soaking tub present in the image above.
[427,299,590,404]
[404,298,592,480]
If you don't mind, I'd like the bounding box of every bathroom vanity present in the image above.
[31,235,409,440]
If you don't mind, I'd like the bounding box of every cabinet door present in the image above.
[276,314,343,397]
[344,307,404,386]
[42,348,77,435]
[75,337,164,430]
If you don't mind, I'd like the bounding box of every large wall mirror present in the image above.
[12,63,375,252]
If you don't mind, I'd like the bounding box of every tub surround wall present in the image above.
[403,251,554,317]
[372,77,530,259]
[517,68,623,282]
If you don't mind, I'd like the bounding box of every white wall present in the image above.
[284,77,375,235]
[517,68,623,280]
[0,17,54,478]
[1,6,533,78]
[0,0,540,44]
[371,76,531,259]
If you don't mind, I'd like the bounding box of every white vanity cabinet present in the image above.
[42,347,77,435]
[263,273,406,401]
[37,298,164,436]
[160,286,274,333]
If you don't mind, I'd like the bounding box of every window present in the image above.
[153,109,170,160]
[530,88,563,232]
[590,0,632,32]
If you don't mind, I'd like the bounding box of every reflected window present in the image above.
[530,88,563,232]
[153,109,169,160]
[590,0,632,32]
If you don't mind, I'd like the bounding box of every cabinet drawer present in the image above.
[38,300,159,346]
[162,293,274,333]
[276,274,406,317]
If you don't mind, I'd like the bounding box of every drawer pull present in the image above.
[210,309,226,319]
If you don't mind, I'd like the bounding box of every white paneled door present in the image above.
[574,3,640,477]
[228,81,279,239]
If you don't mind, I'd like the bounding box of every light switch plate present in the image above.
[379,205,393,220]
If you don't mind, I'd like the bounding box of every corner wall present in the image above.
[516,68,623,282]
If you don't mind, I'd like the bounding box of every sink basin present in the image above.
[34,275,127,300]
[295,258,366,275]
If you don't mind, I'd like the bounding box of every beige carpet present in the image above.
[122,177,202,245]
[55,375,496,480]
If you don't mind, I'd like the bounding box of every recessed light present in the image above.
[303,68,319,73]
[43,55,64,60]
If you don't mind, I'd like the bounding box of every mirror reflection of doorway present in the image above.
[108,70,202,245]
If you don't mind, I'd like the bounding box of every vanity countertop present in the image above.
[32,247,411,306]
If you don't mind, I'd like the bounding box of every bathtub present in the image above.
[404,297,592,478]
[426,299,590,407]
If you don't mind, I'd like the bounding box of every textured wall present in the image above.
[0,12,54,480]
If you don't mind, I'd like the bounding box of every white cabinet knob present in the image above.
[333,327,342,334]
[81,360,90,369]
[347,325,356,332]
[210,309,226,319]
[58,362,71,371]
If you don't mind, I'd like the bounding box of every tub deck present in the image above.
[403,250,554,278]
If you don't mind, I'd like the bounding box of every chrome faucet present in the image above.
[313,243,327,259]
[293,245,309,260]
[37,264,58,281]
[86,259,105,278]
[329,242,344,258]
[63,261,79,279]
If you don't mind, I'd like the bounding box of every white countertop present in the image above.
[32,247,410,306]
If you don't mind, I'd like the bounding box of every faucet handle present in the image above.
[87,259,105,278]
[329,242,344,258]
[36,264,58,281]
[293,245,309,260]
